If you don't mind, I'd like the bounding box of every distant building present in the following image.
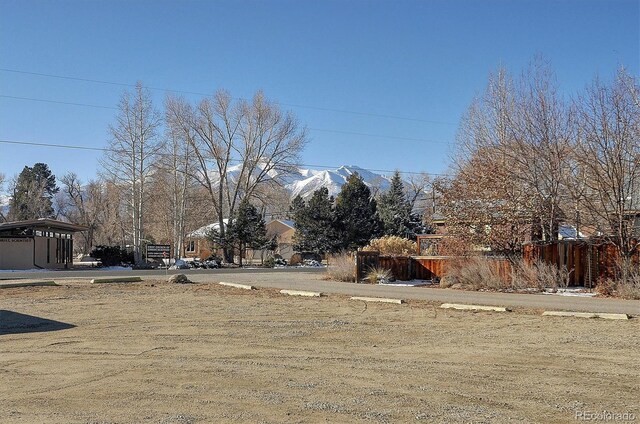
[183,220,228,260]
[265,219,295,261]
[0,219,87,270]
[182,219,296,262]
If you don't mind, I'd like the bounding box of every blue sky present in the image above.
[1,0,638,185]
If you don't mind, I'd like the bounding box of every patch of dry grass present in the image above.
[325,252,355,282]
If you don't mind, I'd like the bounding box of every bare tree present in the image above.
[166,90,307,262]
[574,69,640,270]
[101,82,163,264]
[147,104,198,260]
[57,173,106,253]
[510,60,574,242]
[439,61,575,257]
[0,172,6,222]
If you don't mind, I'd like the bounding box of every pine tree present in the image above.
[9,163,59,220]
[226,198,267,266]
[291,188,337,254]
[334,173,382,250]
[377,170,417,239]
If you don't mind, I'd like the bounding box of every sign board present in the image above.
[146,244,171,259]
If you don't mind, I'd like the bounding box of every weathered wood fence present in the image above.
[356,252,510,283]
[357,241,639,286]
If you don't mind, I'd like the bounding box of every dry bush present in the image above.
[442,257,506,290]
[365,266,393,284]
[325,252,355,282]
[616,274,640,300]
[363,236,417,256]
[443,257,570,292]
[597,272,640,300]
[595,279,617,297]
[510,259,570,291]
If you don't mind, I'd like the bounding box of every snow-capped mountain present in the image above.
[286,165,391,199]
[208,164,392,200]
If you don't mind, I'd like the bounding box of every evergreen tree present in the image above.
[334,173,382,250]
[9,163,59,220]
[291,188,338,254]
[377,170,418,239]
[225,198,267,266]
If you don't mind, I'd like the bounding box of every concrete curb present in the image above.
[542,311,630,320]
[91,277,143,284]
[441,303,510,312]
[0,281,58,289]
[280,289,322,297]
[219,282,255,290]
[350,296,404,304]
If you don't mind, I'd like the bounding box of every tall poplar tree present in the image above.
[101,82,163,265]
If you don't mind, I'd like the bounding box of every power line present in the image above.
[0,138,450,176]
[0,95,117,110]
[0,67,458,125]
[0,94,452,145]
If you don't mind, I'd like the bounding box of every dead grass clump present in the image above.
[443,257,571,292]
[443,257,505,290]
[511,259,570,291]
[325,252,355,282]
[616,274,640,300]
[365,266,393,284]
[597,273,640,300]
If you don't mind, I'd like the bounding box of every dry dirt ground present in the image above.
[1,280,638,424]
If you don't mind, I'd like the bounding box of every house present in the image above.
[0,218,87,270]
[265,219,295,261]
[183,220,228,260]
[183,219,296,263]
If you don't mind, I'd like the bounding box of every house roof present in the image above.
[187,219,229,238]
[0,218,88,233]
[271,219,295,229]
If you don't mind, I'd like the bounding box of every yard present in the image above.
[1,280,638,423]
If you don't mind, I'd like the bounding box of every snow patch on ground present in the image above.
[379,280,434,287]
[99,266,133,271]
[542,288,597,297]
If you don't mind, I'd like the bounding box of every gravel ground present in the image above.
[1,280,638,423]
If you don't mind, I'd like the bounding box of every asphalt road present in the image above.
[2,268,638,315]
[187,271,639,316]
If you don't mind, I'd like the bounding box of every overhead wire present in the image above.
[0,138,451,177]
[0,94,451,145]
[0,67,458,125]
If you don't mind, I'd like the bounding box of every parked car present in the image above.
[202,259,219,269]
[169,259,190,270]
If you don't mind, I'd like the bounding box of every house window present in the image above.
[186,240,196,253]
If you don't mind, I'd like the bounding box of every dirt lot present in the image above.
[1,280,638,423]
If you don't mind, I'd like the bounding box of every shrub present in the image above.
[325,252,355,282]
[616,274,640,300]
[442,257,570,292]
[510,259,570,291]
[365,266,393,284]
[443,257,505,290]
[597,273,640,300]
[263,256,276,268]
[363,236,417,256]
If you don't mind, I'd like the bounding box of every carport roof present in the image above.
[0,218,88,233]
